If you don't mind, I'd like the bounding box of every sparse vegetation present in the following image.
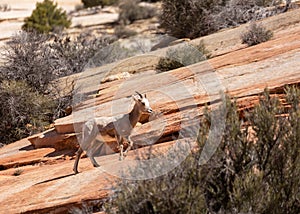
[81,0,119,8]
[0,31,54,93]
[22,0,71,34]
[114,25,137,39]
[102,0,120,6]
[156,41,210,72]
[13,168,24,176]
[0,31,111,90]
[50,33,112,75]
[241,22,273,46]
[160,0,219,39]
[0,4,11,12]
[0,31,112,144]
[74,3,85,11]
[105,87,300,213]
[141,0,161,2]
[82,0,103,7]
[88,42,134,67]
[0,0,298,212]
[160,0,283,39]
[119,0,157,25]
[0,80,55,143]
[255,0,283,7]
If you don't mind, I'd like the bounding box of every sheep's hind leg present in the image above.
[116,133,125,161]
[73,147,83,174]
[119,144,124,161]
[87,143,100,167]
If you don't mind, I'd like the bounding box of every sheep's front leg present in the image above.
[123,136,134,157]
[89,155,100,167]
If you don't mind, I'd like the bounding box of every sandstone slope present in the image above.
[0,8,300,214]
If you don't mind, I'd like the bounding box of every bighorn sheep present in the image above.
[73,91,153,174]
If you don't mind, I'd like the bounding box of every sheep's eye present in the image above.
[141,102,145,105]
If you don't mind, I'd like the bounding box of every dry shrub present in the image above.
[50,33,112,75]
[160,0,220,39]
[0,31,113,144]
[81,0,119,8]
[0,81,55,144]
[119,0,157,25]
[13,168,24,176]
[0,32,54,93]
[0,4,11,11]
[241,22,273,46]
[114,25,137,39]
[215,0,283,29]
[156,41,210,72]
[160,0,283,39]
[0,31,111,92]
[255,0,283,6]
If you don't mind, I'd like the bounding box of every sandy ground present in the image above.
[0,2,300,213]
[0,0,81,12]
[0,0,79,46]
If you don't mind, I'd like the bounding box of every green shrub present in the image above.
[156,41,210,72]
[119,0,157,25]
[105,150,207,213]
[241,22,273,46]
[105,87,300,213]
[226,88,299,213]
[22,0,71,34]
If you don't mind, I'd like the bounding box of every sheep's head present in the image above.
[133,91,153,114]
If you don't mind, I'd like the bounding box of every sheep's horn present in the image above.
[135,91,143,98]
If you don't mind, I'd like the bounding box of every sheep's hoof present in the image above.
[119,156,124,161]
[92,161,100,167]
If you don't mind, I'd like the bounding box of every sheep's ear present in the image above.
[132,94,141,101]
